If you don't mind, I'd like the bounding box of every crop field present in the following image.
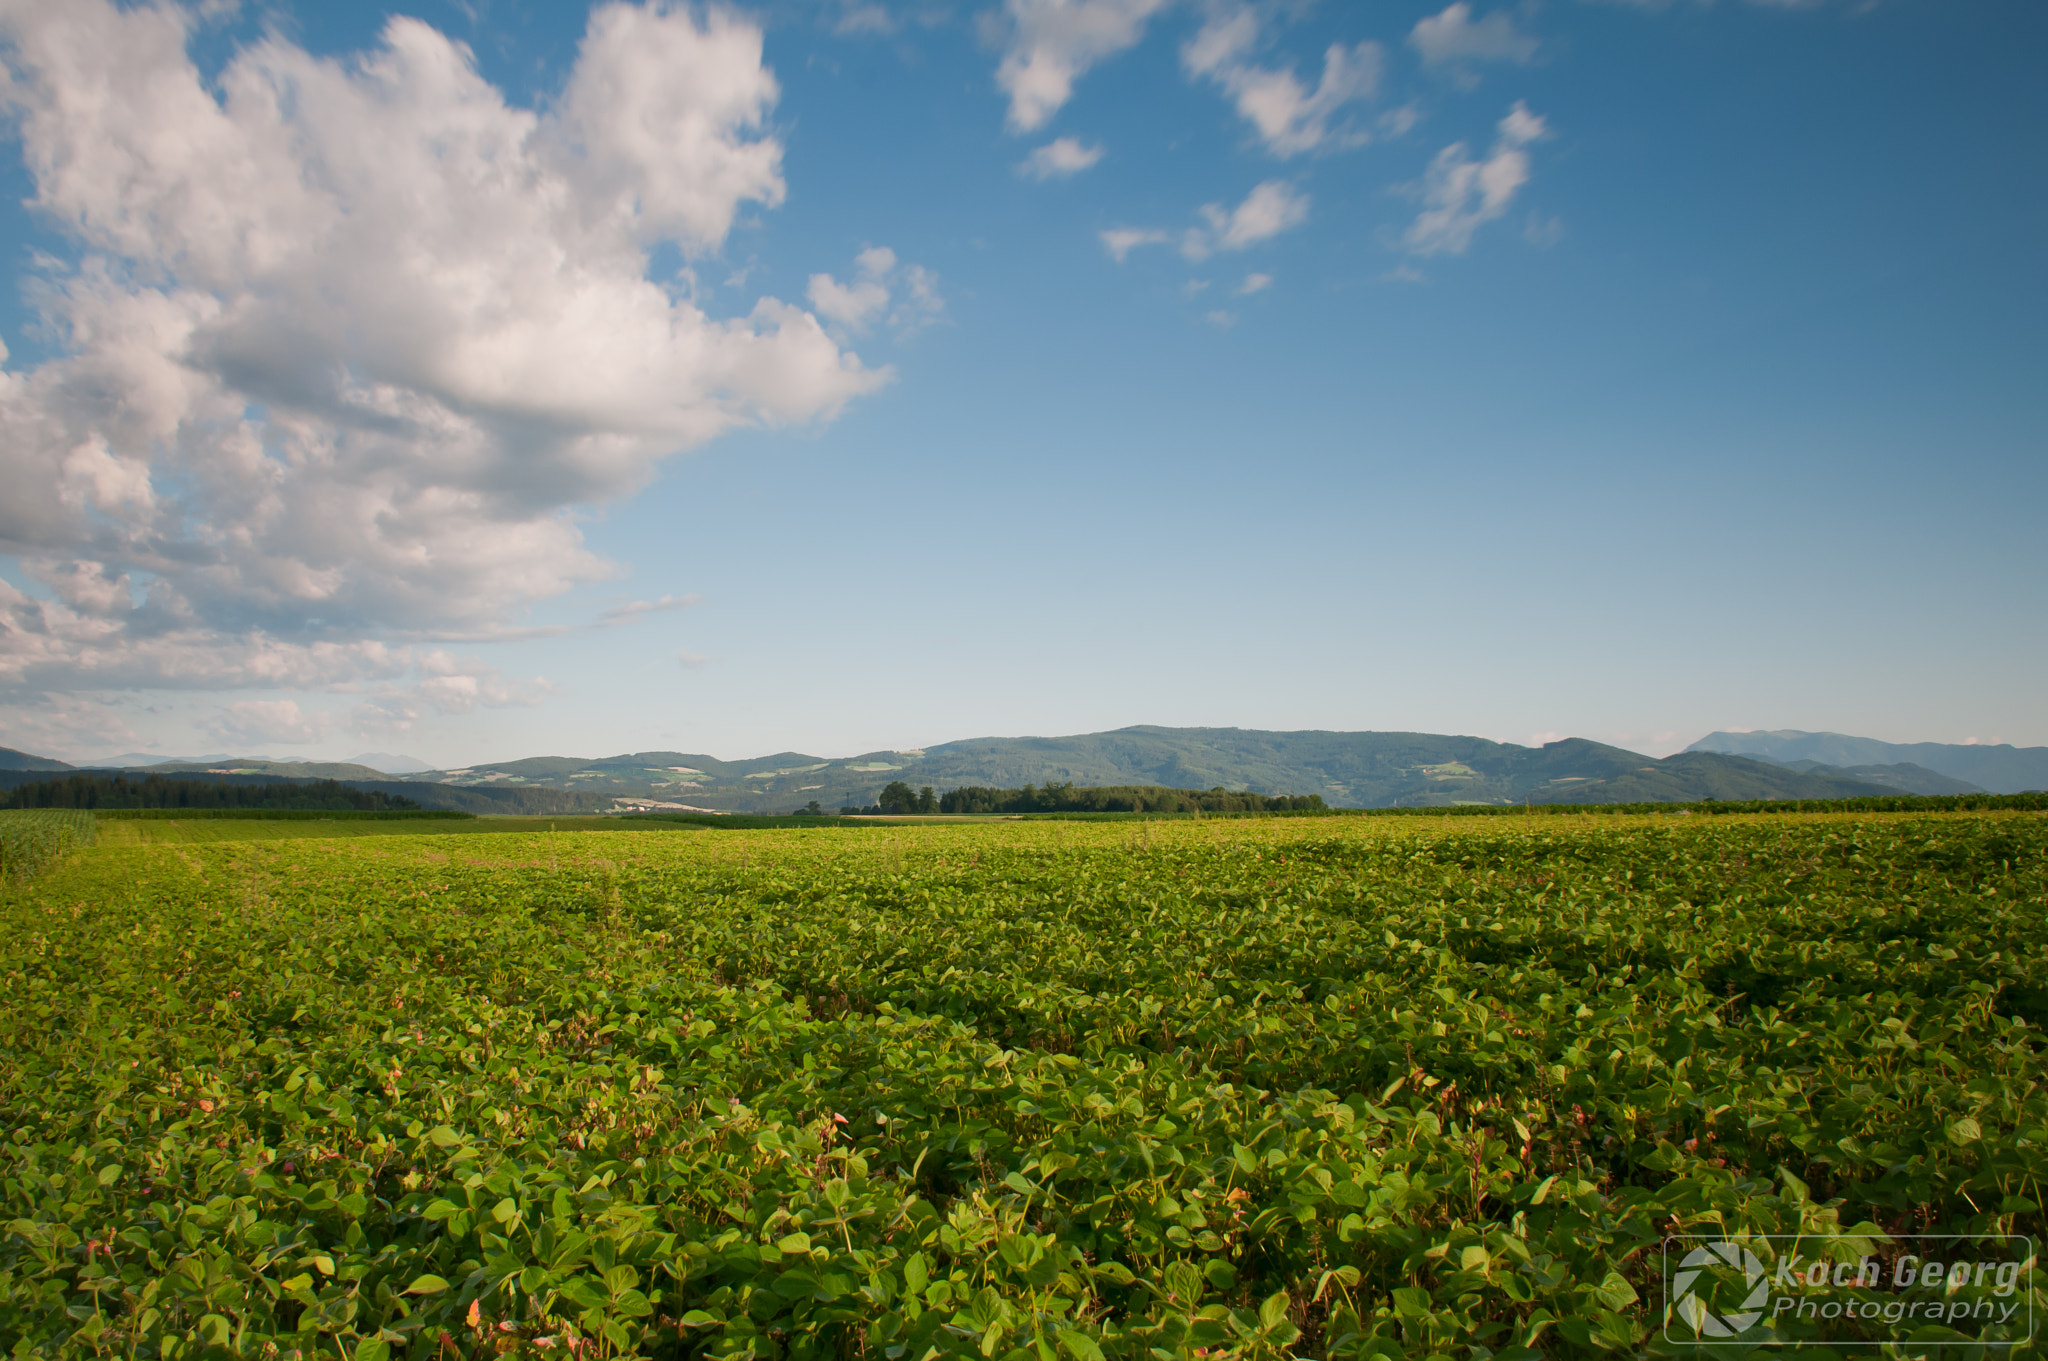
[0,810,96,883]
[1,811,2042,1359]
[89,818,707,846]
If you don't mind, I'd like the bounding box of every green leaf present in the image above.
[1594,1272,1637,1312]
[1057,1331,1104,1361]
[405,1274,451,1295]
[428,1125,461,1147]
[1392,1287,1431,1319]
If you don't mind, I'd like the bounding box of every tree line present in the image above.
[1,775,422,812]
[844,780,1330,816]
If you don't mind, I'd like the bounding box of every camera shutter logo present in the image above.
[1672,1241,1770,1338]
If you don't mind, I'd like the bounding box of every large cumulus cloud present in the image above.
[0,0,887,702]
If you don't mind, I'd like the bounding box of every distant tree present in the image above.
[1,774,420,812]
[915,786,937,814]
[801,800,823,816]
[877,781,919,814]
[936,782,1328,815]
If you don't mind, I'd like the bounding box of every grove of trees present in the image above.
[2,775,422,812]
[938,782,1327,815]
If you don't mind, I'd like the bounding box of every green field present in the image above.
[1,812,2042,1358]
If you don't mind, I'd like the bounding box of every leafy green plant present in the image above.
[0,809,95,882]
[0,813,2040,1357]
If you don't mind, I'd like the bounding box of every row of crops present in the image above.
[0,809,96,883]
[1,812,2042,1358]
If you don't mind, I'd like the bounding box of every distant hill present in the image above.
[1755,758,1983,797]
[144,758,406,783]
[396,727,1896,812]
[342,752,434,775]
[1688,730,2048,793]
[0,766,593,815]
[1,727,1931,814]
[0,746,73,771]
[86,752,248,767]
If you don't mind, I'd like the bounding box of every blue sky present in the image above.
[0,0,2041,767]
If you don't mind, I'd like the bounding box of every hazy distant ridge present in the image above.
[376,726,1905,812]
[1688,730,2048,794]
[4,727,2005,813]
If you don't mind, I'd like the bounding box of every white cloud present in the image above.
[1100,226,1171,262]
[1403,102,1548,255]
[599,592,703,623]
[1204,309,1236,329]
[352,657,554,737]
[1584,0,1835,7]
[1236,272,1272,295]
[835,4,898,35]
[0,691,143,762]
[808,275,893,331]
[0,0,887,698]
[1409,4,1538,69]
[994,0,1176,134]
[1019,135,1106,179]
[1187,179,1310,258]
[1182,6,1381,157]
[807,246,944,335]
[1378,104,1422,140]
[834,1,955,35]
[201,698,330,747]
[1103,181,1308,265]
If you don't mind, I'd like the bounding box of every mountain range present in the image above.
[8,724,2032,813]
[1687,730,2048,794]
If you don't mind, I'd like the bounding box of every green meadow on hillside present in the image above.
[0,811,2041,1358]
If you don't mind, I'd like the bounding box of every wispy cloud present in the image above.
[1019,135,1106,179]
[807,246,945,336]
[1182,5,1381,157]
[599,593,704,624]
[1103,181,1309,265]
[201,698,331,747]
[1409,3,1538,74]
[1185,180,1311,259]
[993,0,1175,133]
[1100,226,1172,262]
[1403,102,1548,255]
